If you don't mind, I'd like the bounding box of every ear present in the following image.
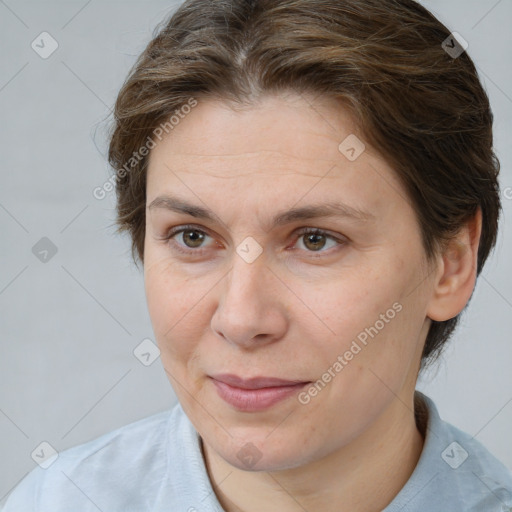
[426,209,482,322]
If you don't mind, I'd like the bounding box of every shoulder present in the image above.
[1,405,178,512]
[388,391,512,511]
[438,414,512,509]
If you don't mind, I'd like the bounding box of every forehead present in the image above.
[146,92,410,220]
[148,92,364,176]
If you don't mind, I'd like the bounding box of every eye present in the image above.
[292,227,346,256]
[162,224,218,255]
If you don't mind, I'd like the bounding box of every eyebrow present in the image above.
[147,195,375,230]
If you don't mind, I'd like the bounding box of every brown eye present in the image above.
[302,232,328,252]
[294,228,345,255]
[162,225,216,255]
[180,229,206,248]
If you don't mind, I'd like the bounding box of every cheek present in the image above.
[145,260,176,329]
[144,257,199,353]
[316,262,420,371]
[318,270,394,338]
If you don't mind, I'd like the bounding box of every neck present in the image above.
[202,392,426,512]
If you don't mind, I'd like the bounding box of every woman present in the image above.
[4,0,511,510]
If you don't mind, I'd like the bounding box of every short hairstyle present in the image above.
[107,0,501,370]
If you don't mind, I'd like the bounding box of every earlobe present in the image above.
[426,209,482,322]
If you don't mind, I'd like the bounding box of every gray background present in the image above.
[1,0,511,503]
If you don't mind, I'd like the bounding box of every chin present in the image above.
[210,431,314,473]
[226,448,304,473]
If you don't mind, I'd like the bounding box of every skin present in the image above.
[143,91,481,512]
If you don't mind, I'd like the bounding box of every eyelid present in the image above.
[294,226,347,242]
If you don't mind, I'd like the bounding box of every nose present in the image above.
[210,253,288,350]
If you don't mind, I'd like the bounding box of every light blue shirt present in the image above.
[3,391,512,511]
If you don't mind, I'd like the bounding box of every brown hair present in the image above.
[107,0,501,370]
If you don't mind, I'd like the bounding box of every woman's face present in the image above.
[144,92,436,471]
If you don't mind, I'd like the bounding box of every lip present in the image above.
[209,373,310,412]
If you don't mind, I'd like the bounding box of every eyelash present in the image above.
[161,224,347,258]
